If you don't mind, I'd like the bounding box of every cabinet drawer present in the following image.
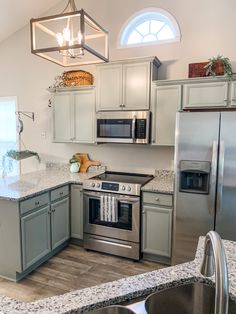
[20,193,50,215]
[51,185,69,202]
[143,192,173,207]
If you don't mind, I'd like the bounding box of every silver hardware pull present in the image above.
[132,115,136,142]
[209,141,218,215]
[217,141,225,214]
[224,99,228,102]
[48,211,51,214]
[231,98,236,102]
[155,198,160,202]
[52,209,56,213]
[35,201,40,206]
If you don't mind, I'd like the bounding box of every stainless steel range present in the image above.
[83,172,153,260]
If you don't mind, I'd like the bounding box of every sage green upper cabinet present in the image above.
[53,92,74,142]
[71,184,83,240]
[96,64,123,110]
[96,57,161,111]
[50,86,95,143]
[152,84,181,146]
[230,81,236,107]
[183,81,229,109]
[74,90,95,143]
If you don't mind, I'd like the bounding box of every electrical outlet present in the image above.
[41,132,46,138]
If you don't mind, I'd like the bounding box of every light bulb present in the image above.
[56,32,64,47]
[78,31,82,44]
[63,28,71,42]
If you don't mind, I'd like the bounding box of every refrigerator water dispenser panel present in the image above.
[179,160,211,194]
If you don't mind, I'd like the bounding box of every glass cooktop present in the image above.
[91,171,153,185]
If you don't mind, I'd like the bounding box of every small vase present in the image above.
[70,162,80,173]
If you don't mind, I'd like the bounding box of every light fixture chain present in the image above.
[62,0,77,13]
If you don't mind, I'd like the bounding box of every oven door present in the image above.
[83,191,140,242]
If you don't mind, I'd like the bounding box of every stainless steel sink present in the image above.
[91,305,136,314]
[145,282,236,314]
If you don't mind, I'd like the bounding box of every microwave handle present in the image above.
[132,115,136,142]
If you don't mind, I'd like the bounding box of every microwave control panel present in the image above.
[136,119,146,139]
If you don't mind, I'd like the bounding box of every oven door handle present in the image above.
[83,191,139,203]
[118,198,139,204]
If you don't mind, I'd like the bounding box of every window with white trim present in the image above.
[0,97,18,177]
[120,9,180,47]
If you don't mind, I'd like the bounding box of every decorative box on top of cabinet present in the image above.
[49,86,95,143]
[96,56,161,111]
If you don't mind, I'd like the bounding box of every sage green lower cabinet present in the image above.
[142,192,173,264]
[71,184,83,240]
[51,197,70,250]
[21,205,51,270]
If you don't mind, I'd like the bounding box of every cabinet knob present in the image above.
[155,198,160,202]
[59,192,63,195]
[48,211,51,214]
[142,211,146,214]
[232,99,236,102]
[52,209,56,213]
[224,99,228,102]
[35,201,40,206]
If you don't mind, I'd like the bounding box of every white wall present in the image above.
[0,0,235,173]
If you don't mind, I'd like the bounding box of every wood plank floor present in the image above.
[0,245,166,302]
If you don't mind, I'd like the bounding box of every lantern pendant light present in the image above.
[30,0,109,67]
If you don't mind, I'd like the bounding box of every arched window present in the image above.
[120,9,180,47]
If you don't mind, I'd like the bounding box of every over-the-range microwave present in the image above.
[96,111,151,144]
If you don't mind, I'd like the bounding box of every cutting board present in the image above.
[73,153,101,173]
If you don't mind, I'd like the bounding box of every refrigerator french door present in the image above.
[173,111,236,265]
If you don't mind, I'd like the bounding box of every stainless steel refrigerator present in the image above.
[173,111,236,264]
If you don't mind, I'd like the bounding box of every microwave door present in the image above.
[96,118,134,143]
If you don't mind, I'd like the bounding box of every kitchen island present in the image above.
[0,237,235,313]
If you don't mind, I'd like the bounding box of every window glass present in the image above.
[0,97,18,177]
[120,9,180,47]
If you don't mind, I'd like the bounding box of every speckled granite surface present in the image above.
[0,168,104,201]
[0,237,235,313]
[141,170,174,194]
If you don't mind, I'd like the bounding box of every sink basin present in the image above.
[145,282,236,314]
[91,305,136,314]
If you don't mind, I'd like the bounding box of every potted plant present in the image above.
[204,55,233,79]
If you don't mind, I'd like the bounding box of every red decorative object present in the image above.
[188,61,225,78]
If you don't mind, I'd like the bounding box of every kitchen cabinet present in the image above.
[96,57,161,111]
[21,185,69,273]
[71,184,83,240]
[183,81,228,109]
[230,81,236,106]
[21,205,51,270]
[50,86,95,143]
[151,84,181,146]
[142,192,173,263]
[51,197,70,250]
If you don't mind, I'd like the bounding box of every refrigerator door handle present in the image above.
[209,140,218,215]
[217,141,225,214]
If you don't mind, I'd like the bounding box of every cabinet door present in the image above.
[21,205,51,270]
[74,89,95,143]
[230,81,236,107]
[51,197,70,250]
[71,185,83,239]
[123,62,150,110]
[152,85,181,146]
[183,82,228,109]
[53,92,74,142]
[96,64,123,110]
[142,205,172,257]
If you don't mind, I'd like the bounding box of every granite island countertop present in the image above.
[141,170,174,194]
[0,168,104,201]
[0,237,235,313]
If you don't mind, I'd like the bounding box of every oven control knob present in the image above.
[127,186,131,191]
[121,185,126,191]
[90,182,95,187]
[96,183,101,188]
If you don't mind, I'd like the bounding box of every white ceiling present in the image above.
[0,0,62,43]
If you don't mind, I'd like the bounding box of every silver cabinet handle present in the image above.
[155,198,160,202]
[217,141,225,214]
[132,115,136,142]
[209,141,218,215]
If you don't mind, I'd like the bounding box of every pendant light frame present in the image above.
[30,2,109,67]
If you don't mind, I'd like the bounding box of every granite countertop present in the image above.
[141,170,174,194]
[0,167,104,201]
[0,237,235,313]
